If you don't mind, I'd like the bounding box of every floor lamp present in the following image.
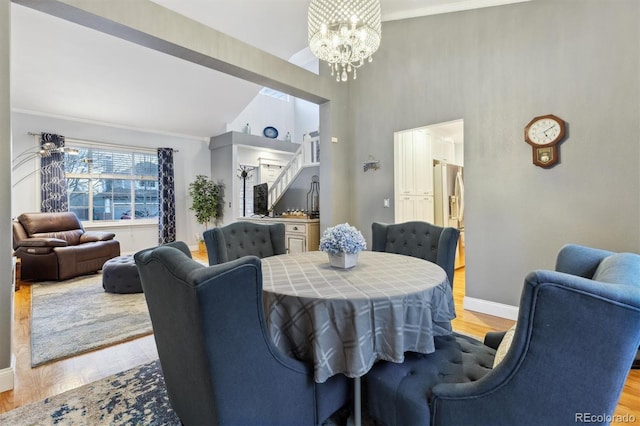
[12,143,79,187]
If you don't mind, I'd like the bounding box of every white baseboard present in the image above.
[463,296,519,321]
[0,355,15,393]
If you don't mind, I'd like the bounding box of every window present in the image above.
[64,142,158,223]
[259,87,290,102]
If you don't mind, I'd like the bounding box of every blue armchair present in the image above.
[364,244,640,426]
[203,221,286,265]
[134,245,349,425]
[372,221,460,285]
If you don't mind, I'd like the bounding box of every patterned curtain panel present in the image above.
[158,148,176,244]
[40,133,68,212]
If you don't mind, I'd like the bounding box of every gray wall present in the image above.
[275,166,320,215]
[350,0,640,307]
[319,95,353,231]
[0,0,12,376]
[209,143,234,226]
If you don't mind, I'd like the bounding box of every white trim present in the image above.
[463,296,519,321]
[0,355,15,393]
[12,108,209,142]
[65,138,158,154]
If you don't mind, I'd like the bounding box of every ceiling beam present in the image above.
[13,0,334,105]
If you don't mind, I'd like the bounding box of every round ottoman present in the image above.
[102,255,143,294]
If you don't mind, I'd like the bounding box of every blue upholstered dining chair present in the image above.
[364,244,640,426]
[371,221,460,285]
[134,244,349,426]
[203,221,286,265]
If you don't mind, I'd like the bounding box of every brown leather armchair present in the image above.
[13,212,121,281]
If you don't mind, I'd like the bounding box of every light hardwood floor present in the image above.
[1,254,638,424]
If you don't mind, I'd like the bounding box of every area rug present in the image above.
[0,360,179,425]
[31,273,153,367]
[0,359,364,425]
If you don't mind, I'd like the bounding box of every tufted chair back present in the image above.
[365,244,640,426]
[134,245,349,425]
[203,221,286,265]
[372,221,460,285]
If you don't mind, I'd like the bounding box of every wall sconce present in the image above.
[363,155,380,172]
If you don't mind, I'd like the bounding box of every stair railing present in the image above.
[268,135,319,211]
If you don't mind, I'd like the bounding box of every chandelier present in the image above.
[308,0,381,82]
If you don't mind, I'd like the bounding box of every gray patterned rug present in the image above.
[0,360,358,425]
[0,360,180,425]
[31,273,153,367]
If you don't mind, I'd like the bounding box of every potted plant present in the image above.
[188,175,224,252]
[319,223,367,269]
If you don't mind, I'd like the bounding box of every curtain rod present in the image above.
[27,132,179,153]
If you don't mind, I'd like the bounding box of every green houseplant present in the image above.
[188,175,224,249]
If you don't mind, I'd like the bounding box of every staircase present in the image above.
[268,134,319,211]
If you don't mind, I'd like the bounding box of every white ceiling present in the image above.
[10,0,528,140]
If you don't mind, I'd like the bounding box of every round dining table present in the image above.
[261,250,456,425]
[262,250,456,381]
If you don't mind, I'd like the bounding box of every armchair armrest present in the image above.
[555,243,613,278]
[431,270,640,425]
[15,237,68,248]
[80,231,116,243]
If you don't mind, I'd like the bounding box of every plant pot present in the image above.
[328,252,358,269]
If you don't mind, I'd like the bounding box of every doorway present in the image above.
[393,118,465,271]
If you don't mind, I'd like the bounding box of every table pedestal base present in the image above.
[346,377,362,426]
[354,376,361,426]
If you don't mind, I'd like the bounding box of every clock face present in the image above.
[526,117,564,145]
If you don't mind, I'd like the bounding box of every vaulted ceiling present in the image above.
[10,0,528,140]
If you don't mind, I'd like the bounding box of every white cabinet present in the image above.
[414,195,435,222]
[287,236,306,254]
[431,136,456,164]
[396,130,432,195]
[414,132,433,196]
[285,222,315,254]
[395,130,434,223]
[396,196,414,224]
[396,195,435,224]
[396,132,415,195]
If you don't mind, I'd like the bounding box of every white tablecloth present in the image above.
[262,251,456,383]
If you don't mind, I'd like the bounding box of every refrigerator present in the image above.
[433,162,464,229]
[434,162,464,267]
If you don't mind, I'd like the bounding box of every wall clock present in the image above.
[524,114,566,168]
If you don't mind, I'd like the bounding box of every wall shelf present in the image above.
[210,131,299,153]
